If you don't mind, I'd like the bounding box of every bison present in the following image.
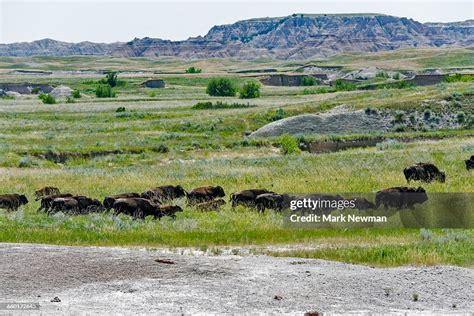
[38,193,73,212]
[186,186,225,205]
[0,194,29,211]
[230,189,273,208]
[49,196,103,215]
[466,155,474,170]
[103,193,140,210]
[154,205,183,220]
[195,199,226,212]
[141,185,186,202]
[404,162,446,183]
[375,186,428,209]
[255,193,286,213]
[112,197,159,218]
[34,186,60,200]
[353,197,377,210]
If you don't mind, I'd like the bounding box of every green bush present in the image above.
[185,67,202,74]
[334,79,356,91]
[444,74,474,83]
[116,106,126,113]
[423,109,432,120]
[301,76,315,86]
[148,91,157,97]
[206,78,236,97]
[38,93,56,104]
[96,84,116,98]
[394,111,405,123]
[365,107,377,115]
[104,71,118,87]
[456,111,465,123]
[72,89,81,98]
[392,72,401,80]
[279,134,301,155]
[376,71,389,78]
[239,81,261,99]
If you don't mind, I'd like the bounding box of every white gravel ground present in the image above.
[0,243,472,315]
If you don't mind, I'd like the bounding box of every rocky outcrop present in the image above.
[0,15,472,59]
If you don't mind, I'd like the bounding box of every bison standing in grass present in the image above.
[0,194,29,211]
[195,199,226,212]
[49,196,103,215]
[141,185,186,203]
[466,156,474,170]
[38,193,73,212]
[375,187,428,209]
[403,162,446,183]
[111,197,159,218]
[34,186,60,200]
[255,193,286,213]
[230,189,273,208]
[103,193,141,210]
[186,186,225,205]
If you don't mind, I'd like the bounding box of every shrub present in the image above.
[116,106,126,112]
[393,124,406,132]
[334,79,356,91]
[444,74,474,83]
[456,111,465,123]
[152,144,169,153]
[38,93,56,104]
[271,108,287,121]
[446,92,463,101]
[279,134,301,155]
[376,71,389,78]
[72,89,81,98]
[392,72,401,80]
[95,84,116,98]
[423,109,432,120]
[365,107,377,115]
[104,71,118,87]
[301,76,315,86]
[185,67,202,74]
[148,91,156,97]
[206,78,236,97]
[409,114,416,124]
[18,156,37,168]
[239,81,261,99]
[394,111,405,123]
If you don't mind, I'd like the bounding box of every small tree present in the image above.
[38,93,56,104]
[185,67,202,74]
[72,89,81,98]
[96,84,116,98]
[104,71,118,87]
[206,78,236,97]
[239,81,261,99]
[301,76,315,86]
[279,134,301,155]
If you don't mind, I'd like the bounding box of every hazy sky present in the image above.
[0,0,472,44]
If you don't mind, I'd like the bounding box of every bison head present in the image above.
[437,171,446,183]
[174,185,186,198]
[414,187,428,204]
[19,195,29,205]
[215,186,225,197]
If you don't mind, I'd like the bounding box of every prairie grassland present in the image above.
[0,54,473,266]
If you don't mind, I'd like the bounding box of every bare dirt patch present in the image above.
[1,243,472,314]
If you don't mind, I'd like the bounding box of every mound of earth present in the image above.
[342,67,406,80]
[50,85,73,98]
[250,108,392,137]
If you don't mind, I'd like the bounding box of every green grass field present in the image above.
[0,51,473,266]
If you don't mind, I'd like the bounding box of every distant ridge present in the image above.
[0,14,473,60]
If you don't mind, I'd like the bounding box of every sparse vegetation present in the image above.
[192,101,255,110]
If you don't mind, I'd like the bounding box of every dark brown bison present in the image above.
[38,193,73,212]
[34,186,60,200]
[186,186,225,205]
[49,196,103,215]
[112,198,159,218]
[404,163,446,183]
[195,199,226,212]
[466,156,474,170]
[103,193,140,210]
[375,187,428,209]
[230,189,273,208]
[255,193,286,212]
[141,185,186,202]
[0,194,29,211]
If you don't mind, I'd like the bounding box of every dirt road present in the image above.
[1,243,472,314]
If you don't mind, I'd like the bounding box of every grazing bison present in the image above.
[0,194,29,211]
[404,163,446,183]
[375,187,428,209]
[112,198,159,218]
[195,199,226,212]
[186,186,225,205]
[230,189,273,208]
[255,193,286,213]
[103,193,140,210]
[38,193,73,212]
[466,155,474,170]
[141,185,186,202]
[34,186,60,200]
[50,197,78,215]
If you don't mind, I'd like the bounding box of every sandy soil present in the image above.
[0,243,473,315]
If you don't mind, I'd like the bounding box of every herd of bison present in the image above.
[0,158,473,218]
